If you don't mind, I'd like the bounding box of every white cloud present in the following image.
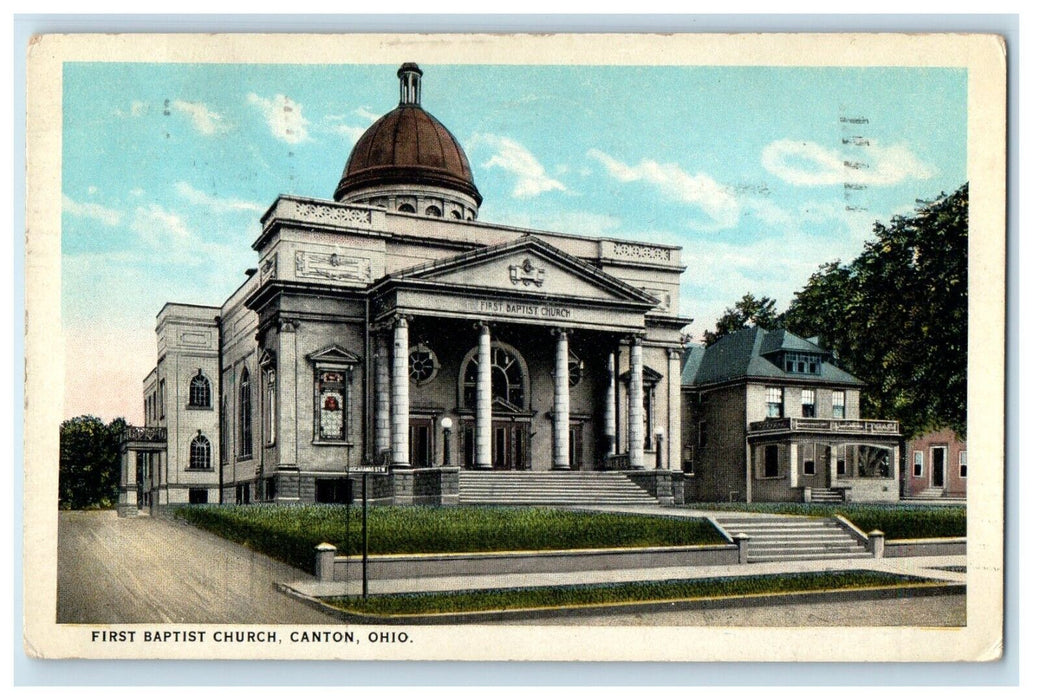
[355,107,382,122]
[761,139,936,187]
[174,182,264,214]
[332,123,369,143]
[130,100,147,117]
[470,133,566,198]
[248,93,309,144]
[170,100,226,135]
[587,149,740,230]
[129,188,145,197]
[62,194,122,226]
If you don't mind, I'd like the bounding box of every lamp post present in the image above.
[655,426,665,470]
[441,417,453,466]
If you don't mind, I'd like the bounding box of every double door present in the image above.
[462,420,530,470]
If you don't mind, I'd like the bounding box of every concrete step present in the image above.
[458,471,659,506]
[712,514,870,562]
[748,551,874,563]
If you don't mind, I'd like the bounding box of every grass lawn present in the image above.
[173,505,726,571]
[683,502,966,540]
[324,570,939,616]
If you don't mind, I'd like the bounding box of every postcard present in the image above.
[24,32,1006,662]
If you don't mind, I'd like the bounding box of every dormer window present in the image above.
[783,352,821,375]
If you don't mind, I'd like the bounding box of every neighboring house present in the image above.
[904,427,967,499]
[681,327,902,503]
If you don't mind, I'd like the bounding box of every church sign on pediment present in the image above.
[294,250,372,284]
[473,298,572,321]
[508,258,545,288]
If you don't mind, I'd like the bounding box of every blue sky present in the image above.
[61,62,966,420]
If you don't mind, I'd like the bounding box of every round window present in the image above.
[569,352,583,387]
[408,345,439,385]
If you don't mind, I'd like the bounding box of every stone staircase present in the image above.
[711,514,872,563]
[458,471,661,506]
[808,487,845,503]
[906,486,945,500]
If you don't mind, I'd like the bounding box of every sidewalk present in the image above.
[283,553,966,599]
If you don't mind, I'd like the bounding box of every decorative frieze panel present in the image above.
[294,251,372,284]
[610,241,673,262]
[178,331,213,349]
[641,287,672,311]
[290,201,373,229]
[259,254,277,283]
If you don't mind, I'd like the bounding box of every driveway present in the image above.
[57,510,341,624]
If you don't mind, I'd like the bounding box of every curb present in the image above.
[274,580,965,625]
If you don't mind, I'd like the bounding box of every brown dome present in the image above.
[334,65,481,205]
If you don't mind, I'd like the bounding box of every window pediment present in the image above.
[307,345,361,366]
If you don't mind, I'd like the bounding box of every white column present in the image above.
[668,348,682,471]
[374,333,390,458]
[628,336,645,468]
[390,316,410,467]
[475,323,492,469]
[553,329,571,469]
[604,352,616,454]
[276,320,297,468]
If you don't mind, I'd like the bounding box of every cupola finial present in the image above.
[398,63,423,106]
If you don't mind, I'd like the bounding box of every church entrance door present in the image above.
[492,420,528,470]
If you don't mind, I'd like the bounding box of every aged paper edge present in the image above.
[23,32,1007,662]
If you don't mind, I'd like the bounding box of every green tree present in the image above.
[784,184,968,438]
[703,293,780,345]
[59,415,127,509]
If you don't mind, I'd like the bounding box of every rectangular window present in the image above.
[803,459,815,475]
[188,488,208,505]
[315,369,348,442]
[158,379,165,419]
[855,445,892,478]
[913,450,924,477]
[837,446,847,476]
[698,421,708,448]
[763,444,780,478]
[766,387,783,418]
[832,391,846,418]
[959,450,967,478]
[801,389,816,418]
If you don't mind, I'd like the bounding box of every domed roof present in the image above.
[334,64,482,205]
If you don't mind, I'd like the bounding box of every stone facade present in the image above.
[118,64,690,513]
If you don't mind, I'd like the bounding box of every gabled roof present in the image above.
[680,326,863,387]
[307,345,362,364]
[379,235,660,307]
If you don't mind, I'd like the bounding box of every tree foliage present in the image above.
[784,184,968,438]
[59,415,127,509]
[703,293,780,345]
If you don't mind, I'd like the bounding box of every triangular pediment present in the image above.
[307,345,361,365]
[390,237,658,306]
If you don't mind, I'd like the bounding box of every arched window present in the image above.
[461,344,527,410]
[450,210,462,220]
[397,203,415,213]
[424,205,442,217]
[190,433,211,470]
[238,368,252,458]
[188,370,211,408]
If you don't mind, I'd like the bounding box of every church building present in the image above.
[118,64,690,514]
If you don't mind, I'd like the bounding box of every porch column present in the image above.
[552,329,571,469]
[373,332,391,458]
[667,348,682,471]
[475,323,492,469]
[118,447,137,517]
[390,316,410,467]
[628,336,645,468]
[604,353,616,454]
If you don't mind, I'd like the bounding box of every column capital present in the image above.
[628,333,645,345]
[392,313,412,326]
[278,318,299,334]
[667,347,684,360]
[550,327,570,339]
[475,320,492,333]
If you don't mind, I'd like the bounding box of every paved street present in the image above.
[57,510,340,624]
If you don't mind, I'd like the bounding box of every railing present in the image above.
[121,426,167,444]
[602,453,631,471]
[749,417,900,435]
